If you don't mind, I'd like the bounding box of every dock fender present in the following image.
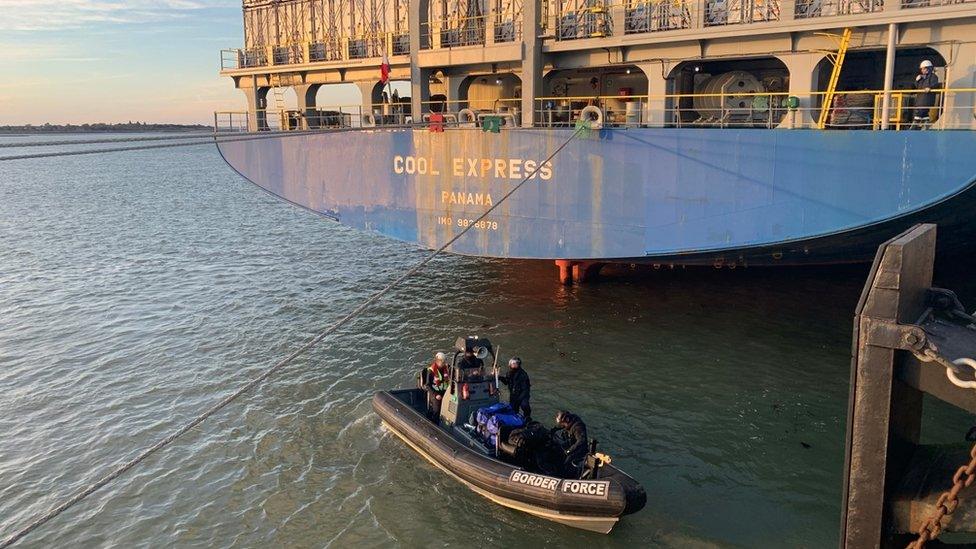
[362,112,377,127]
[578,106,603,129]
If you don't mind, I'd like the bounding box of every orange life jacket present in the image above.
[429,363,448,391]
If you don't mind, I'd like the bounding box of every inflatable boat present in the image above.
[372,336,646,533]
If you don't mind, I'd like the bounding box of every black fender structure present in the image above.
[372,389,646,533]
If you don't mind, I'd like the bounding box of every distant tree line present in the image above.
[0,121,211,134]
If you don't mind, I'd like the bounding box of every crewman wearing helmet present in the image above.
[424,352,449,419]
[553,411,589,478]
[914,60,940,122]
[498,356,531,420]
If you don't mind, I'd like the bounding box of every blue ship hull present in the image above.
[217,128,976,266]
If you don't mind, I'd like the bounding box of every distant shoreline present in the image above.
[0,123,211,135]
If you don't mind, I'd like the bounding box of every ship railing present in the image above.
[553,2,614,40]
[421,13,523,49]
[219,33,410,70]
[530,88,976,130]
[215,88,976,132]
[419,97,524,126]
[902,0,976,7]
[214,102,416,133]
[624,0,693,34]
[704,0,780,26]
[221,47,269,70]
[794,0,882,18]
[214,111,251,133]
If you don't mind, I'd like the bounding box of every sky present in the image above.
[1,1,257,125]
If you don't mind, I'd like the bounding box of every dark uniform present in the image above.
[499,366,531,420]
[914,70,940,120]
[457,354,484,381]
[556,412,588,478]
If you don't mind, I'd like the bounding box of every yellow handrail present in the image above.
[532,87,974,101]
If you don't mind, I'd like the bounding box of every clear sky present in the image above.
[1,1,252,125]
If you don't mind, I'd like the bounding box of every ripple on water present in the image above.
[8,134,976,548]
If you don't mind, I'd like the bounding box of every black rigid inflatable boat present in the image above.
[372,336,646,533]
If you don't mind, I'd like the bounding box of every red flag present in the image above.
[380,54,390,84]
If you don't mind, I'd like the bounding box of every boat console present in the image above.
[438,336,500,428]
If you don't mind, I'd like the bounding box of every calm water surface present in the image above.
[2,134,974,548]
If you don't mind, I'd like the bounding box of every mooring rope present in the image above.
[0,123,445,162]
[0,133,221,149]
[0,125,419,150]
[0,124,586,548]
[0,130,331,162]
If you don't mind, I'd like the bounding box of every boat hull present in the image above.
[371,389,646,533]
[218,127,976,265]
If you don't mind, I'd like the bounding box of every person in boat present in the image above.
[424,352,449,419]
[913,60,940,122]
[498,356,531,420]
[457,347,485,380]
[553,410,589,478]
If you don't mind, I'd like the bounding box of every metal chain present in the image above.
[914,347,959,375]
[907,443,976,548]
[906,306,976,547]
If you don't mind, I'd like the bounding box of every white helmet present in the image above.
[920,60,934,69]
[434,352,446,362]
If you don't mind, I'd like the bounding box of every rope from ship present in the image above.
[0,123,588,548]
[0,123,437,162]
[0,129,338,162]
[0,133,221,148]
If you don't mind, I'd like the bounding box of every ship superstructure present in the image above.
[216,0,976,282]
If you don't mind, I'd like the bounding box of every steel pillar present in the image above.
[521,0,543,127]
[409,0,431,120]
[881,23,898,130]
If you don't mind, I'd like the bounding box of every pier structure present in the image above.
[844,223,976,546]
[219,0,976,133]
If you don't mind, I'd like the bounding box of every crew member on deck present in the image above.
[553,411,588,478]
[914,60,940,122]
[458,347,485,380]
[424,352,449,419]
[498,356,531,420]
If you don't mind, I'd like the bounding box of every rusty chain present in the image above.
[904,304,976,547]
[906,425,976,547]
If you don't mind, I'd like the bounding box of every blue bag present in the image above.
[475,402,513,427]
[486,413,525,447]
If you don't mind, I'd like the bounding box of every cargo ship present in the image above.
[216,0,976,282]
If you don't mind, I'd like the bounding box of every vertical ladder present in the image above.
[268,73,293,130]
[817,27,853,130]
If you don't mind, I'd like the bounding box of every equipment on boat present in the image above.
[373,336,646,533]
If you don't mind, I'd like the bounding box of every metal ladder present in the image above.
[268,73,296,130]
[816,27,853,130]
